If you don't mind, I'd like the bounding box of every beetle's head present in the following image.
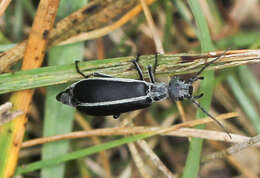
[168,76,193,101]
[56,88,74,106]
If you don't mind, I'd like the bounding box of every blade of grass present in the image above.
[216,31,260,49]
[172,0,193,23]
[22,0,36,18]
[41,1,85,178]
[238,66,260,109]
[1,49,260,95]
[0,0,139,72]
[13,0,23,41]
[0,0,12,17]
[60,0,156,45]
[163,0,173,51]
[16,133,153,175]
[42,44,84,178]
[16,112,237,175]
[182,1,215,178]
[207,0,223,30]
[0,1,60,177]
[227,75,260,134]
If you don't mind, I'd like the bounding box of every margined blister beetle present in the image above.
[56,53,230,136]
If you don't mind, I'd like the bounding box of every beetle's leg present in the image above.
[188,76,204,83]
[148,65,155,83]
[131,54,145,81]
[93,72,113,78]
[153,52,158,76]
[192,93,204,99]
[75,61,114,78]
[147,53,159,83]
[113,114,120,119]
[75,60,89,78]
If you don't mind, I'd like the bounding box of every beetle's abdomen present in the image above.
[72,78,152,116]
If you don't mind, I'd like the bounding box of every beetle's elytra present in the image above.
[56,54,168,118]
[56,53,230,136]
[67,78,164,117]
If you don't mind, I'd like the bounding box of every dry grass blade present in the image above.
[75,113,111,178]
[128,142,150,178]
[176,101,188,123]
[165,128,255,145]
[0,0,12,17]
[137,140,176,178]
[60,0,156,45]
[21,112,238,148]
[139,0,164,53]
[155,112,238,137]
[202,134,260,162]
[176,101,189,141]
[0,0,138,72]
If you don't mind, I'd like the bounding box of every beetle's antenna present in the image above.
[191,49,229,81]
[190,98,232,139]
[75,60,88,78]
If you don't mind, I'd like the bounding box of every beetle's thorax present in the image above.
[168,76,193,101]
[149,82,168,101]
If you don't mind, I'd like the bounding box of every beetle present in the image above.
[56,53,229,135]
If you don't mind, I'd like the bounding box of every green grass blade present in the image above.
[41,43,84,178]
[16,133,152,175]
[13,0,23,41]
[238,66,260,107]
[22,0,36,18]
[216,31,260,49]
[182,0,215,177]
[227,75,260,134]
[1,51,258,95]
[41,1,86,178]
[163,0,173,50]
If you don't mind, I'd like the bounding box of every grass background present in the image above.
[0,0,260,178]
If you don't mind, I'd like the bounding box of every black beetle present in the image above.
[56,53,229,135]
